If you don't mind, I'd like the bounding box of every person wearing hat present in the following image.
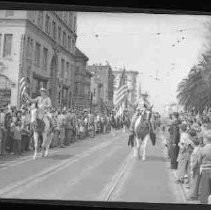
[188,133,203,201]
[176,123,190,184]
[197,123,211,204]
[127,101,146,147]
[30,87,52,114]
[168,112,181,170]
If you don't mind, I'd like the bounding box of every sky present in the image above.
[76,12,211,113]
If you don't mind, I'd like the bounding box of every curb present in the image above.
[172,170,200,204]
[159,131,200,204]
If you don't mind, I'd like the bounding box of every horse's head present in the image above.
[141,108,152,122]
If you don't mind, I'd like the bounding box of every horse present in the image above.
[133,107,156,160]
[122,114,130,133]
[31,108,54,159]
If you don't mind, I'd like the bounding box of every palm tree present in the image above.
[177,55,211,112]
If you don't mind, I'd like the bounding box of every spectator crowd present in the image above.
[164,110,211,204]
[0,105,127,158]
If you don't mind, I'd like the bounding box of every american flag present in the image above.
[113,68,129,116]
[19,76,30,104]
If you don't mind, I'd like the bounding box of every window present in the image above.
[32,78,37,93]
[68,36,71,51]
[62,31,66,47]
[61,59,65,78]
[73,16,76,31]
[75,82,79,95]
[58,12,62,18]
[5,10,14,17]
[66,62,69,78]
[26,37,30,57]
[37,11,44,29]
[71,39,75,52]
[43,48,48,70]
[35,42,41,66]
[30,38,33,58]
[52,21,57,40]
[64,12,68,23]
[3,34,13,57]
[68,12,73,28]
[49,21,51,36]
[0,34,2,56]
[45,14,50,34]
[58,26,61,43]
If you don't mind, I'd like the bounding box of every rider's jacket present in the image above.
[129,111,142,132]
[34,96,52,112]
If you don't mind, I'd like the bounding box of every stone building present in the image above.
[113,69,139,105]
[87,64,114,113]
[0,10,89,109]
[73,48,92,109]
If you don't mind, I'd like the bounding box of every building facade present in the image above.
[0,10,89,109]
[73,48,92,109]
[113,69,139,105]
[87,64,114,113]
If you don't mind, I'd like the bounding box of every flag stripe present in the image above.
[114,86,128,102]
[114,84,128,98]
[114,88,128,105]
[114,92,127,106]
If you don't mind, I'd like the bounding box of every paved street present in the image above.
[0,130,185,203]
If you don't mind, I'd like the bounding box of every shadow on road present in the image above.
[144,155,168,162]
[46,154,74,160]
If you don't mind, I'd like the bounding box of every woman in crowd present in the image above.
[168,112,181,170]
[198,123,211,204]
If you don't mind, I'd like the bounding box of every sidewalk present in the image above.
[160,130,200,204]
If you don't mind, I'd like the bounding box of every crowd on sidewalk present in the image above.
[0,105,126,158]
[164,110,211,204]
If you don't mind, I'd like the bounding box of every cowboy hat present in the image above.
[40,87,48,93]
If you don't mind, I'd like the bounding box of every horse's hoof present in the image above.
[33,155,36,160]
[142,157,146,161]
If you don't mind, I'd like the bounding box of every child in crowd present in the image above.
[188,136,203,200]
[176,123,192,184]
[198,123,211,204]
[11,118,22,155]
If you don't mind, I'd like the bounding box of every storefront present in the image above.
[0,74,12,108]
[32,73,48,98]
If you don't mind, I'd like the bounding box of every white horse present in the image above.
[31,108,54,159]
[133,107,155,160]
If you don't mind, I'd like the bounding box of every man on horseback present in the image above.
[31,88,52,114]
[128,101,147,147]
[25,88,53,159]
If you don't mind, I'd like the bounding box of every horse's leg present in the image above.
[33,132,38,160]
[41,131,47,157]
[134,137,140,159]
[142,134,149,161]
[123,125,126,133]
[45,132,53,157]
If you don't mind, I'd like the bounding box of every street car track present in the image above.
[0,132,118,170]
[0,138,118,197]
[98,151,134,201]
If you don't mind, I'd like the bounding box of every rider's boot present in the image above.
[41,147,45,157]
[44,147,49,157]
[33,153,37,160]
[44,150,48,157]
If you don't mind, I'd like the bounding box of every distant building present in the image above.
[0,10,87,109]
[113,69,139,105]
[73,48,92,109]
[87,64,114,113]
